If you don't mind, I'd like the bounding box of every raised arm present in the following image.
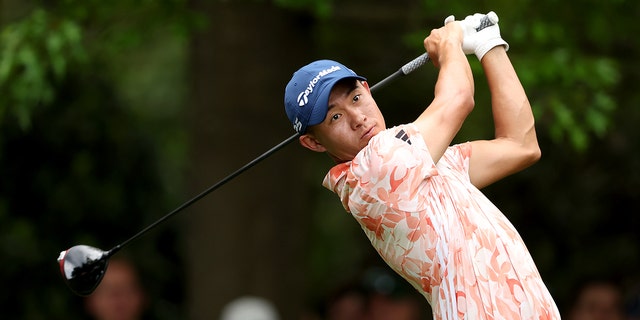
[413,21,475,164]
[467,22,541,189]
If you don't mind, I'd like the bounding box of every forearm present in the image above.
[423,22,474,106]
[482,48,538,148]
[434,41,475,104]
[415,40,475,162]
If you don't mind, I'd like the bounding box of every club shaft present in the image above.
[108,54,433,253]
[110,133,299,252]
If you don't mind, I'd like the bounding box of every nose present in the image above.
[348,108,367,130]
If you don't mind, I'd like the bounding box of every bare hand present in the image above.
[423,21,464,68]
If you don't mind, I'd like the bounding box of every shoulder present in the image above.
[441,142,472,173]
[447,142,472,159]
[366,124,424,153]
[359,125,423,167]
[351,124,438,182]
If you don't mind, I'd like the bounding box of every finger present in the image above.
[486,11,499,24]
[444,15,455,25]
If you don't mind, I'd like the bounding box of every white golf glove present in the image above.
[444,11,509,61]
[444,13,484,55]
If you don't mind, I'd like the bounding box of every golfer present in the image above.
[284,12,560,319]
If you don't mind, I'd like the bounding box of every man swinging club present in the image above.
[283,11,560,319]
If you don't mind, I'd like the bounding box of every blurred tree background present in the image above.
[0,0,638,319]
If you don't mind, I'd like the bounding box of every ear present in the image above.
[299,133,327,153]
[361,80,371,93]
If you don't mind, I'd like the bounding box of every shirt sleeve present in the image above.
[440,142,472,180]
[349,124,440,213]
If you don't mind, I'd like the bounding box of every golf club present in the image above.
[57,13,498,296]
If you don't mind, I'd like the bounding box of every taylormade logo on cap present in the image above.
[293,118,303,133]
[296,65,342,107]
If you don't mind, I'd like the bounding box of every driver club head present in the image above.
[57,245,110,296]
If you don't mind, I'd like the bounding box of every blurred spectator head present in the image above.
[220,295,281,320]
[360,266,424,320]
[567,277,624,320]
[324,283,367,320]
[84,257,147,320]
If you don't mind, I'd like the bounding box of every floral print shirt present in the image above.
[323,124,560,319]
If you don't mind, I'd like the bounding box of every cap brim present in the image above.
[306,75,366,128]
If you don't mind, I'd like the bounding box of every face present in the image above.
[300,79,385,162]
[85,259,146,320]
[569,283,624,320]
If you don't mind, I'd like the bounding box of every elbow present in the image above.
[522,140,541,167]
[513,124,541,168]
[527,127,542,164]
[461,88,475,113]
[430,89,475,123]
[528,145,542,166]
[454,89,475,115]
[533,142,542,162]
[464,94,475,114]
[446,93,474,125]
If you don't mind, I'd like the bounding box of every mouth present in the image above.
[361,126,375,140]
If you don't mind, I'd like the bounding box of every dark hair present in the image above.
[334,77,361,92]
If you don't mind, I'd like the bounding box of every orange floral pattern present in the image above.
[323,124,560,319]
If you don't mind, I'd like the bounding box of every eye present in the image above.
[331,113,341,121]
[353,94,361,103]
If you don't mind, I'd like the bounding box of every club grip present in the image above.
[477,11,499,31]
[400,54,430,75]
[400,12,498,75]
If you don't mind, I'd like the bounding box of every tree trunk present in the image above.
[185,1,315,319]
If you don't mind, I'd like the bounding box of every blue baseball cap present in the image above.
[284,60,366,134]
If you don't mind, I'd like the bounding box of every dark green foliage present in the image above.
[0,1,191,318]
[0,71,184,318]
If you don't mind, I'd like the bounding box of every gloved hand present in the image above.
[444,13,485,55]
[444,11,509,61]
